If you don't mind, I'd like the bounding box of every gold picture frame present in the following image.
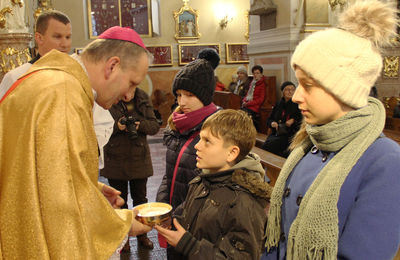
[87,0,152,39]
[226,43,249,64]
[147,45,173,67]
[178,44,220,65]
[173,1,200,41]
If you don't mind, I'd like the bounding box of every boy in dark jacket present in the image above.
[155,109,272,260]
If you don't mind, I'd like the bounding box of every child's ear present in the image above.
[227,145,240,163]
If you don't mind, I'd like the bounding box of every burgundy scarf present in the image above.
[172,103,217,133]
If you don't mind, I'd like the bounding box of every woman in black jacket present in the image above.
[156,49,220,256]
[262,81,302,157]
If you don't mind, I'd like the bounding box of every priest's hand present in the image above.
[130,209,152,236]
[154,218,185,247]
[101,184,125,209]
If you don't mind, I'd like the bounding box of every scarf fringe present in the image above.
[287,240,337,260]
[265,202,282,251]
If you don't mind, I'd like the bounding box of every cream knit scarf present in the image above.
[265,97,385,260]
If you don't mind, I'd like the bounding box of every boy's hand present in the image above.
[129,209,152,236]
[155,218,186,247]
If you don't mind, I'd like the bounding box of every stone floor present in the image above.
[99,130,168,260]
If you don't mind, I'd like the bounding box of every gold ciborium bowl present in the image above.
[133,202,172,227]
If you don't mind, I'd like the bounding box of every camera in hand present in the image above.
[119,101,139,140]
[120,115,138,139]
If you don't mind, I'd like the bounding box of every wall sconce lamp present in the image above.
[219,15,232,29]
[214,2,236,30]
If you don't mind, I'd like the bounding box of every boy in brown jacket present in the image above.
[156,109,272,259]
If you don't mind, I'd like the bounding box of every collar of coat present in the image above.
[190,168,272,200]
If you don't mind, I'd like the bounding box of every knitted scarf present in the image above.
[172,103,217,133]
[265,97,385,260]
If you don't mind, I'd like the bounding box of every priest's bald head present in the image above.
[80,26,151,109]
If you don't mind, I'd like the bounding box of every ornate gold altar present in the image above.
[0,0,32,81]
[0,33,32,79]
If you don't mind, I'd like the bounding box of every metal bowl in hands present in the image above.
[133,202,172,227]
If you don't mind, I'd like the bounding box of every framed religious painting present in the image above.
[173,1,200,40]
[120,0,152,37]
[226,43,249,64]
[178,44,220,65]
[147,45,173,67]
[87,0,152,38]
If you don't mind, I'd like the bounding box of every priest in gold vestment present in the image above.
[0,27,151,259]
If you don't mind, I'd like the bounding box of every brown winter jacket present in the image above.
[171,153,272,260]
[100,88,160,180]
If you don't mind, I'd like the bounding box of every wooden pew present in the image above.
[385,117,400,132]
[256,132,267,148]
[213,91,241,110]
[383,129,400,145]
[251,146,285,186]
[252,128,400,187]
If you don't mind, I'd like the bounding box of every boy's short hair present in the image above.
[202,109,256,162]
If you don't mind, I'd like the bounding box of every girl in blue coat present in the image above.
[262,1,400,260]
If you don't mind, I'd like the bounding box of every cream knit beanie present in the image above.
[291,0,397,108]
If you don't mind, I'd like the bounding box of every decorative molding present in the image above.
[328,0,346,10]
[0,7,12,29]
[34,0,53,20]
[248,26,301,54]
[384,56,399,78]
[249,0,277,15]
[0,33,32,79]
[0,47,30,73]
[244,11,249,42]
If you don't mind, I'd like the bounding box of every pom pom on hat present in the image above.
[291,0,397,108]
[197,48,220,69]
[172,48,220,106]
[99,26,146,49]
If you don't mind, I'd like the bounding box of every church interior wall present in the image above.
[1,0,399,117]
[50,0,251,123]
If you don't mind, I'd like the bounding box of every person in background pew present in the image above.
[228,73,238,93]
[215,75,226,91]
[241,65,266,130]
[232,65,251,98]
[156,48,221,255]
[262,81,302,158]
[262,1,400,259]
[156,109,272,259]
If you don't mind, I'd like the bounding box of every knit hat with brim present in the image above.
[280,81,295,91]
[237,65,247,75]
[172,48,220,106]
[291,0,397,109]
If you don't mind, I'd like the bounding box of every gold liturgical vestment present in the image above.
[0,50,132,259]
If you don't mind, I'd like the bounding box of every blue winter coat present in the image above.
[262,136,400,260]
